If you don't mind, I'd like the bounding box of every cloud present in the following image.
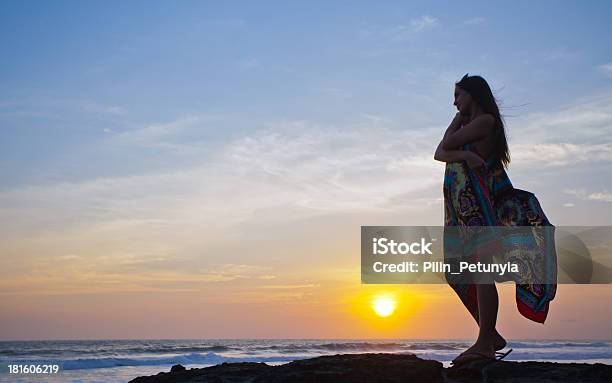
[511,142,612,167]
[599,62,612,78]
[541,46,578,61]
[510,93,612,144]
[221,120,443,214]
[5,92,611,251]
[410,15,439,32]
[360,113,392,123]
[0,118,447,293]
[564,189,612,203]
[360,15,439,42]
[236,58,261,71]
[0,97,126,121]
[589,192,612,202]
[107,115,226,156]
[197,263,274,282]
[0,261,274,295]
[4,91,612,294]
[112,116,202,146]
[80,101,125,115]
[505,92,612,169]
[260,283,320,289]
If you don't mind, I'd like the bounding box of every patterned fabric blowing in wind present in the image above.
[443,142,557,323]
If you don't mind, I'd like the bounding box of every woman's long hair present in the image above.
[455,73,510,170]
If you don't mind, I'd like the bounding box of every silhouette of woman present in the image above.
[434,74,557,365]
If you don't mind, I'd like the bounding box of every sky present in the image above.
[1,1,612,340]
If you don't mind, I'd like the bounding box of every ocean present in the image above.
[1,339,611,382]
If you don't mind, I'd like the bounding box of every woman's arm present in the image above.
[434,113,486,169]
[434,144,469,162]
[435,139,486,172]
[442,114,495,150]
[434,113,468,162]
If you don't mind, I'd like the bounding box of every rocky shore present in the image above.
[129,353,612,383]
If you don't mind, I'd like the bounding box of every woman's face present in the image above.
[453,85,472,115]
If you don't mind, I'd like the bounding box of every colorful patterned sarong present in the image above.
[443,143,557,323]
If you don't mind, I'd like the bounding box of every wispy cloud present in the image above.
[510,93,612,145]
[599,62,612,78]
[564,189,612,203]
[260,283,320,289]
[589,192,612,202]
[80,100,126,115]
[4,91,612,295]
[542,46,578,61]
[503,93,612,169]
[410,15,439,32]
[109,115,215,152]
[0,97,126,120]
[360,15,439,42]
[0,261,275,295]
[511,142,612,167]
[0,117,447,293]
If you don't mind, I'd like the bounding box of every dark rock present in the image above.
[129,353,612,383]
[129,362,273,383]
[169,364,186,373]
[252,353,443,383]
[447,359,612,383]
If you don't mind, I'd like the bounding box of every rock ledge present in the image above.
[128,353,612,383]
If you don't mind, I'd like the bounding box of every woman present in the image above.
[434,74,557,365]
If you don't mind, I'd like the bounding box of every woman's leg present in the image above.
[450,284,506,351]
[475,283,498,347]
[452,283,503,363]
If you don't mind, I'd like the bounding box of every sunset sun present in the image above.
[371,295,397,317]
